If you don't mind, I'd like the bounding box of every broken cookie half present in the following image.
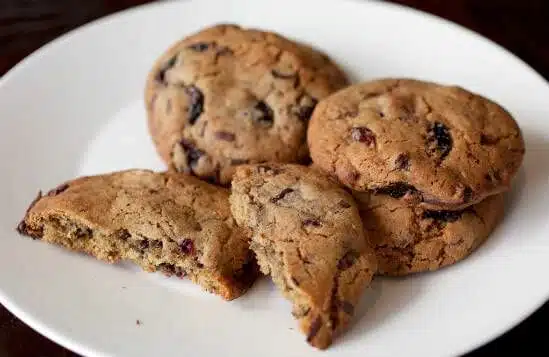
[230,163,377,349]
[17,169,257,301]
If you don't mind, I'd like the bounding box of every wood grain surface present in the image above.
[1,0,548,356]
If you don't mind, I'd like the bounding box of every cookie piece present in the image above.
[16,169,256,300]
[353,191,504,276]
[146,24,348,185]
[230,164,377,349]
[308,79,524,210]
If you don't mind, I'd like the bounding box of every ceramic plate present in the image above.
[1,0,548,356]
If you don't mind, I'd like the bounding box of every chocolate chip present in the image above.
[294,95,318,122]
[116,229,131,241]
[47,183,69,196]
[338,250,359,270]
[16,192,43,239]
[271,69,297,79]
[188,42,210,52]
[338,200,352,208]
[351,127,376,146]
[270,188,294,203]
[156,56,177,83]
[16,221,27,235]
[394,153,410,170]
[252,101,274,125]
[339,300,355,315]
[375,182,418,199]
[185,86,204,125]
[74,227,92,239]
[151,240,163,249]
[230,158,249,165]
[215,131,235,141]
[179,239,194,254]
[179,139,204,169]
[422,210,463,222]
[132,238,150,254]
[158,263,186,278]
[428,122,452,159]
[480,134,498,145]
[306,316,322,343]
[302,218,321,227]
[16,221,42,239]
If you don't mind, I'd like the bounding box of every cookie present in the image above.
[353,191,505,276]
[146,24,349,185]
[308,79,524,210]
[230,164,377,349]
[16,169,257,300]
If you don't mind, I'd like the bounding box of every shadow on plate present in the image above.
[504,128,549,216]
[476,127,549,254]
[338,275,423,346]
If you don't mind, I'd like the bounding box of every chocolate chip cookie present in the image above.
[17,169,257,300]
[353,191,505,276]
[308,79,525,209]
[230,164,377,349]
[146,24,349,185]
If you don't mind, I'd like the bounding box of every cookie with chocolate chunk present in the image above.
[353,191,505,276]
[145,24,348,185]
[16,169,256,300]
[230,163,377,349]
[308,79,524,209]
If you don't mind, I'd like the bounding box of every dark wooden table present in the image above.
[1,0,548,356]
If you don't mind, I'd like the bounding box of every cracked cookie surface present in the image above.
[16,169,256,300]
[353,191,505,276]
[230,163,377,349]
[308,79,524,209]
[146,24,348,185]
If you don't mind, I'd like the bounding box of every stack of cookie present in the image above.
[16,24,524,350]
[307,79,524,276]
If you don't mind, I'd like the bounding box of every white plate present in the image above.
[1,0,548,356]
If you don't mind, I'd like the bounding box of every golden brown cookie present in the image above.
[16,169,257,300]
[230,163,377,349]
[353,191,505,276]
[146,24,348,185]
[308,79,524,210]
